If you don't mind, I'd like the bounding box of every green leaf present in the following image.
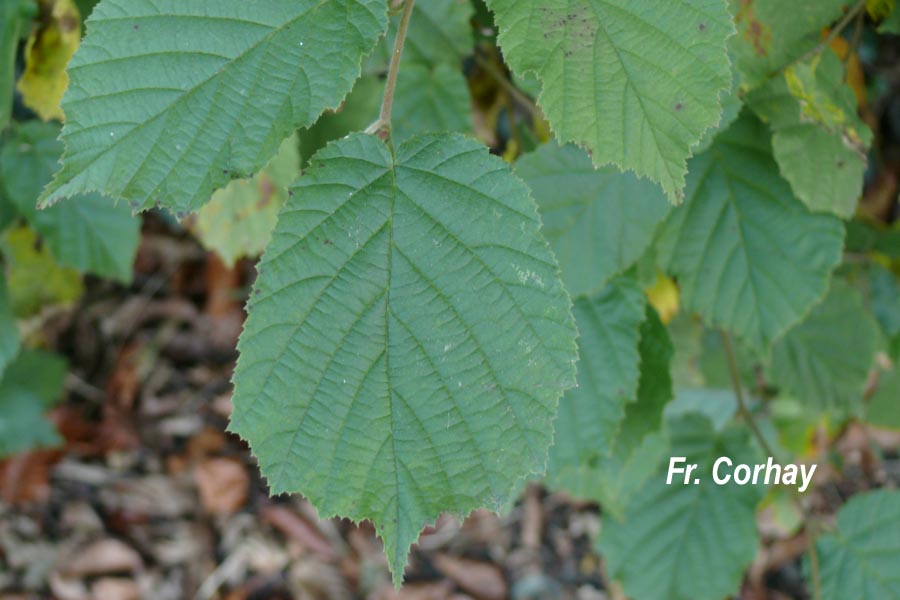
[230,133,578,582]
[868,362,900,429]
[656,111,844,352]
[193,133,300,266]
[879,2,900,33]
[769,281,880,414]
[747,50,871,217]
[0,278,20,377]
[547,275,646,482]
[368,0,473,69]
[729,0,847,89]
[484,0,734,202]
[0,349,67,458]
[599,413,763,600]
[813,489,900,599]
[300,75,384,165]
[694,68,744,154]
[516,142,669,297]
[2,225,84,317]
[392,62,472,141]
[550,304,674,516]
[40,0,388,213]
[867,264,900,341]
[1,121,140,282]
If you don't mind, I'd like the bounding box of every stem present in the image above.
[763,0,867,83]
[369,0,416,140]
[808,523,823,600]
[722,328,824,599]
[720,331,778,459]
[796,0,867,66]
[474,53,542,122]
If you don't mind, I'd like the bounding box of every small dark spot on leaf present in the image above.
[698,22,706,31]
[323,239,333,246]
[836,159,845,168]
[288,190,294,197]
[133,24,139,30]
[675,102,684,111]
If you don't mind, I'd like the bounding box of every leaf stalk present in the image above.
[371,0,417,141]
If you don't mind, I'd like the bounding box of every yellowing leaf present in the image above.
[867,0,894,20]
[16,0,82,121]
[2,225,82,317]
[646,271,679,324]
[192,133,300,267]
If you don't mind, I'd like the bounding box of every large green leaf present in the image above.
[729,0,847,89]
[599,414,763,600]
[485,0,734,202]
[230,133,578,582]
[516,142,669,297]
[547,275,646,483]
[656,112,843,352]
[747,50,871,218]
[0,349,67,458]
[813,489,900,599]
[769,282,880,414]
[40,0,388,213]
[1,121,140,282]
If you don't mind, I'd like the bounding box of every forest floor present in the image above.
[0,215,897,600]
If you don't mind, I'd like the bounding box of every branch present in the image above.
[720,331,778,460]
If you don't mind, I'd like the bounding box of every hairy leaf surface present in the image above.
[41,0,387,212]
[231,133,578,582]
[814,489,900,599]
[516,143,669,297]
[656,112,843,352]
[485,0,734,202]
[599,414,763,600]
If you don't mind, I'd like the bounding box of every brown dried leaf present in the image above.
[433,554,507,600]
[193,457,249,516]
[60,538,143,577]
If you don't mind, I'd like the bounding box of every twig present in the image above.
[474,53,543,122]
[797,0,867,66]
[720,331,778,459]
[367,0,417,140]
